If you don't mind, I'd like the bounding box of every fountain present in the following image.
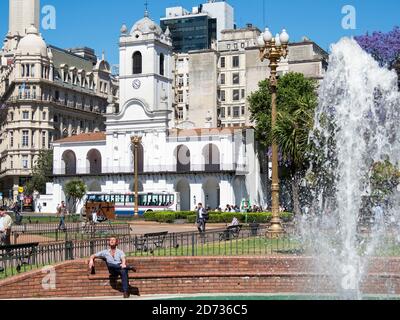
[300,37,400,299]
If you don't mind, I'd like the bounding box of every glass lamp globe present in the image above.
[263,28,273,42]
[257,35,265,47]
[275,34,281,46]
[280,29,290,44]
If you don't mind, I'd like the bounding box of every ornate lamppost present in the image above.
[131,136,142,217]
[257,28,290,238]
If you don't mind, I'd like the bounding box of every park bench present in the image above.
[219,225,242,241]
[0,242,39,273]
[134,231,169,254]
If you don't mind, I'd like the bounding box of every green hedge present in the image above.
[154,212,176,223]
[144,211,294,224]
[188,212,294,224]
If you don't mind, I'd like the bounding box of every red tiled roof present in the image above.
[54,132,106,143]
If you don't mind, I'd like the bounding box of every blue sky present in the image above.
[0,0,399,66]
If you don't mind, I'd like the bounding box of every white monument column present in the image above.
[9,0,40,36]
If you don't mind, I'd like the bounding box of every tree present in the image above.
[25,149,54,195]
[355,26,400,68]
[249,72,318,215]
[64,180,87,214]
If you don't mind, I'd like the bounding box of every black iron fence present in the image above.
[9,223,132,244]
[0,226,302,279]
[1,225,400,280]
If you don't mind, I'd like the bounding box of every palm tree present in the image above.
[249,72,318,215]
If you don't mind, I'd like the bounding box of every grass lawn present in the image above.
[127,236,305,257]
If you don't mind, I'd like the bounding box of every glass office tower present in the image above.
[161,15,217,53]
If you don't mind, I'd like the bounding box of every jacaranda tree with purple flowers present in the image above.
[355,26,400,68]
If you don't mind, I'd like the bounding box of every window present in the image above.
[22,131,29,147]
[241,89,246,99]
[220,73,226,85]
[220,108,225,118]
[241,43,245,48]
[233,106,240,118]
[55,91,60,101]
[42,131,46,148]
[178,76,184,87]
[48,133,53,149]
[132,51,142,74]
[178,91,184,103]
[10,112,14,121]
[177,108,184,120]
[233,89,240,101]
[232,56,240,68]
[241,105,245,115]
[54,115,58,123]
[186,74,189,86]
[22,156,28,169]
[227,107,231,117]
[220,90,226,102]
[227,44,231,50]
[22,111,29,120]
[220,57,226,68]
[233,73,240,85]
[234,43,238,49]
[9,131,13,147]
[160,53,165,76]
[10,156,13,169]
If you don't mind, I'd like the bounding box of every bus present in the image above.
[85,192,180,217]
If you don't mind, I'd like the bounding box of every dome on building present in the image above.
[17,25,47,56]
[130,15,163,36]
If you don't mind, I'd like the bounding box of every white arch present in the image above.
[61,150,76,175]
[86,149,102,174]
[202,177,221,210]
[175,179,191,211]
[174,144,191,172]
[202,143,221,172]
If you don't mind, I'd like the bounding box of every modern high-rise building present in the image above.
[160,1,234,53]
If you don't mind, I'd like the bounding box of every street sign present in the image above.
[18,187,24,193]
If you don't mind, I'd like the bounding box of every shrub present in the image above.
[175,211,196,219]
[280,212,295,222]
[143,211,157,221]
[154,212,176,223]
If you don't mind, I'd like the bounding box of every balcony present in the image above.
[52,162,249,176]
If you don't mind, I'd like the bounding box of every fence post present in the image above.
[90,240,95,256]
[65,241,74,260]
[191,233,195,257]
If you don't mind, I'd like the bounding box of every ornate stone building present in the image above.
[0,0,117,201]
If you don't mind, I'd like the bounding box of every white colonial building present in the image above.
[44,13,267,214]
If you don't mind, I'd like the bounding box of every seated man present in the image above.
[0,208,13,246]
[88,237,136,298]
